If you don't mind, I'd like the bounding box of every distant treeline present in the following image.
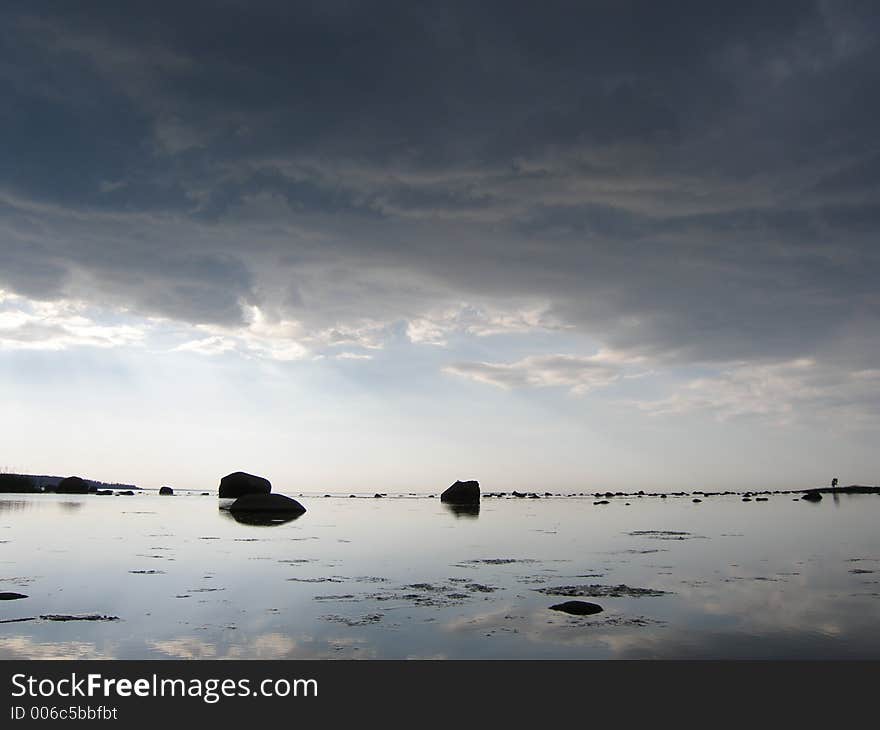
[0,473,137,494]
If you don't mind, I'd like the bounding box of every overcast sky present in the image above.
[1,1,878,492]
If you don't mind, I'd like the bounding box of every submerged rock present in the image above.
[549,600,603,616]
[56,476,89,494]
[159,486,174,496]
[440,480,480,504]
[536,584,671,598]
[219,471,272,499]
[228,493,306,515]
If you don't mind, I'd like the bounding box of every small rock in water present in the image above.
[802,491,823,502]
[549,601,603,616]
[0,592,28,601]
[159,486,174,496]
[593,500,609,505]
[692,498,702,503]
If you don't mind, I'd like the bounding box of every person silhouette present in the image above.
[831,477,838,488]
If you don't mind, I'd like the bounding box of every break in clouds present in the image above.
[2,1,880,423]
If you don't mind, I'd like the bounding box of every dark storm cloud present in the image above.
[1,1,879,366]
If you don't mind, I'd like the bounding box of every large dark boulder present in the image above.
[219,472,271,499]
[440,480,480,504]
[159,486,174,496]
[228,493,306,515]
[56,476,89,494]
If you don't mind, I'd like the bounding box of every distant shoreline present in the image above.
[2,475,878,500]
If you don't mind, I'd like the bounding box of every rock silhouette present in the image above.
[56,476,89,494]
[549,601,603,616]
[228,493,306,515]
[802,491,823,502]
[219,471,271,499]
[0,592,28,601]
[159,486,174,496]
[440,480,480,504]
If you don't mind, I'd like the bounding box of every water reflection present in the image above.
[0,500,32,513]
[1,493,879,659]
[442,502,480,519]
[57,501,84,512]
[219,508,303,527]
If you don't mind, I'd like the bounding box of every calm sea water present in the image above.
[1,492,879,659]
